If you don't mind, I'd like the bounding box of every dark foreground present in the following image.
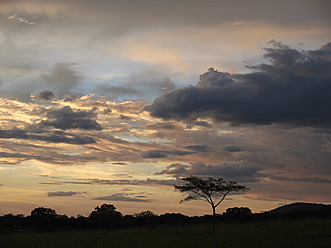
[1,218,330,248]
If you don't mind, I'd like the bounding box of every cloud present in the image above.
[183,144,210,152]
[0,62,82,101]
[7,15,35,25]
[2,0,329,29]
[190,121,213,128]
[268,175,331,184]
[146,122,178,130]
[224,145,242,153]
[112,162,127,165]
[147,42,331,128]
[243,195,280,201]
[92,193,152,202]
[47,178,176,187]
[40,106,102,130]
[41,63,82,97]
[95,85,139,98]
[155,161,262,182]
[34,90,57,101]
[95,69,177,99]
[46,191,87,197]
[63,94,81,102]
[140,149,196,158]
[0,151,38,159]
[0,128,96,144]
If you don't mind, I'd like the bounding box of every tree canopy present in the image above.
[174,176,249,216]
[90,204,122,217]
[30,207,57,218]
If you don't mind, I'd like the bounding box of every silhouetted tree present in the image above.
[133,210,156,218]
[30,207,57,218]
[89,204,122,229]
[133,211,157,227]
[174,176,249,217]
[28,207,58,232]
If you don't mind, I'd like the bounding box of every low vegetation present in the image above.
[1,218,330,248]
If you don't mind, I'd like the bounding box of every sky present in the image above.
[0,0,330,217]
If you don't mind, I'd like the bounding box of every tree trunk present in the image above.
[211,204,216,231]
[212,204,216,217]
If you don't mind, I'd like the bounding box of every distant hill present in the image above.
[267,202,330,214]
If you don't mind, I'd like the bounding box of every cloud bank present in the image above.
[147,42,331,128]
[155,161,262,182]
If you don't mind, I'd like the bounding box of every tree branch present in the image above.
[215,191,230,208]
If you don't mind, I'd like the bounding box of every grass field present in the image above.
[1,218,330,248]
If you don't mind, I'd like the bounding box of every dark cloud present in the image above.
[155,163,188,176]
[34,90,57,101]
[191,121,213,128]
[183,144,210,152]
[0,128,28,139]
[268,175,331,184]
[112,162,127,165]
[244,195,280,201]
[52,178,176,187]
[0,128,96,144]
[46,191,87,197]
[145,122,178,130]
[63,94,81,102]
[140,149,196,158]
[34,131,96,144]
[0,151,37,159]
[41,63,81,97]
[92,193,152,202]
[119,115,132,120]
[103,108,112,114]
[147,42,331,128]
[155,161,262,182]
[40,106,102,130]
[224,145,242,153]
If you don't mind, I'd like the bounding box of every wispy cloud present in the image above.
[8,15,35,25]
[46,191,87,197]
[93,193,152,202]
[141,149,196,158]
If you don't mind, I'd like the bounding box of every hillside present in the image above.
[267,202,330,214]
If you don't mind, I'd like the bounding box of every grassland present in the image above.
[1,218,330,248]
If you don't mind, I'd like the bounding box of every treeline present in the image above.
[1,204,331,234]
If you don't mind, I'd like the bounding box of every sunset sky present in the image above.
[0,0,330,217]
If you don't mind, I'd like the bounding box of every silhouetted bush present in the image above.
[223,207,253,223]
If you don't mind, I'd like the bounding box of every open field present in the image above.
[1,218,330,248]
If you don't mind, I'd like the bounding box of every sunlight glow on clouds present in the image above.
[7,15,35,25]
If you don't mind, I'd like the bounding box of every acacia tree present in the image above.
[174,176,249,217]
